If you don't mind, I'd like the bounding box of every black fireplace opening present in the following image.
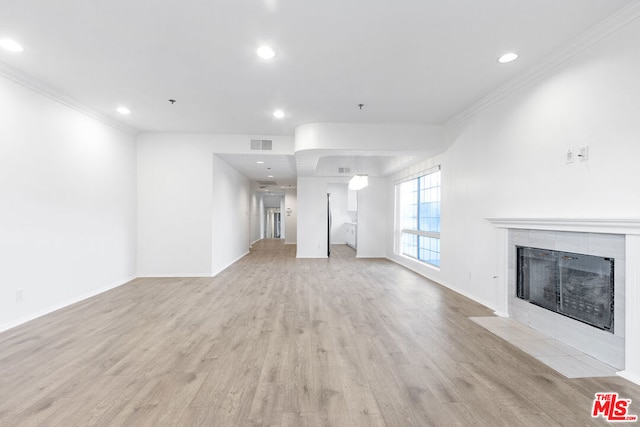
[516,246,614,332]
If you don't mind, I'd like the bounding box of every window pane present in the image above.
[401,232,418,258]
[418,236,440,267]
[396,169,441,267]
[400,179,418,230]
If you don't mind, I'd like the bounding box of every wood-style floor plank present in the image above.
[1,239,639,426]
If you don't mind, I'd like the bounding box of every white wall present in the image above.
[297,177,329,257]
[137,136,213,276]
[212,155,251,275]
[250,192,261,244]
[388,15,640,309]
[284,189,297,244]
[356,177,387,258]
[137,132,294,276]
[328,183,348,245]
[0,74,137,331]
[280,196,286,239]
[258,196,265,240]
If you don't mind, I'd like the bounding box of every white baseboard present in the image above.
[212,251,250,277]
[0,275,135,333]
[136,273,210,278]
[385,255,497,312]
[617,370,640,386]
[137,251,251,279]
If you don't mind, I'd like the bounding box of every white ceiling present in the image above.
[0,0,632,136]
[1,1,633,193]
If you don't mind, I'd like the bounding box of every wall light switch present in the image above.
[578,146,589,161]
[566,149,574,164]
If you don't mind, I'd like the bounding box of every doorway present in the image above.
[265,208,281,238]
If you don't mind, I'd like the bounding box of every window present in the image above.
[397,167,441,267]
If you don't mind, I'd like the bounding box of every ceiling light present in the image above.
[0,39,24,52]
[256,161,265,164]
[116,106,131,115]
[349,174,368,191]
[256,45,275,59]
[272,109,285,119]
[267,175,274,178]
[498,52,519,64]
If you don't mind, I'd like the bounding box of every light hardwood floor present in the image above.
[1,239,639,426]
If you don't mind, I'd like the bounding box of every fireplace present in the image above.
[486,218,640,383]
[502,227,625,369]
[516,246,614,332]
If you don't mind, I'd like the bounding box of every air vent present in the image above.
[257,180,277,186]
[338,167,351,174]
[250,139,273,150]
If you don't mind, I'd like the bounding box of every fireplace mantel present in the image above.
[487,217,640,386]
[486,218,640,235]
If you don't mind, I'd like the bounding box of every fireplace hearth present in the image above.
[517,246,614,332]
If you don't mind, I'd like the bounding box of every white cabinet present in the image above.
[347,189,358,212]
[345,223,357,248]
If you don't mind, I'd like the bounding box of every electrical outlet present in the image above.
[16,289,24,302]
[578,146,589,161]
[566,149,575,164]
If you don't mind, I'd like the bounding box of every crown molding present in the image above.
[0,61,138,135]
[446,2,640,130]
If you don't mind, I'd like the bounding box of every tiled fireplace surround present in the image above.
[488,219,640,386]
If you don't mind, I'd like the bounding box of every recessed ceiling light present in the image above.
[256,161,265,164]
[267,175,274,178]
[272,109,285,119]
[498,52,519,64]
[116,106,131,115]
[256,45,275,59]
[0,38,24,52]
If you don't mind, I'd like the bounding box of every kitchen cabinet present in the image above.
[345,223,357,248]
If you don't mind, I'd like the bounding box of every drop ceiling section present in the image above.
[216,153,297,194]
[315,156,382,177]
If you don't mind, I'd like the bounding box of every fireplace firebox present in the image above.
[516,246,614,332]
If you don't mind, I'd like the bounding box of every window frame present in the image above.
[395,166,441,268]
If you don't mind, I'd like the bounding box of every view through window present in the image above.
[397,167,441,267]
